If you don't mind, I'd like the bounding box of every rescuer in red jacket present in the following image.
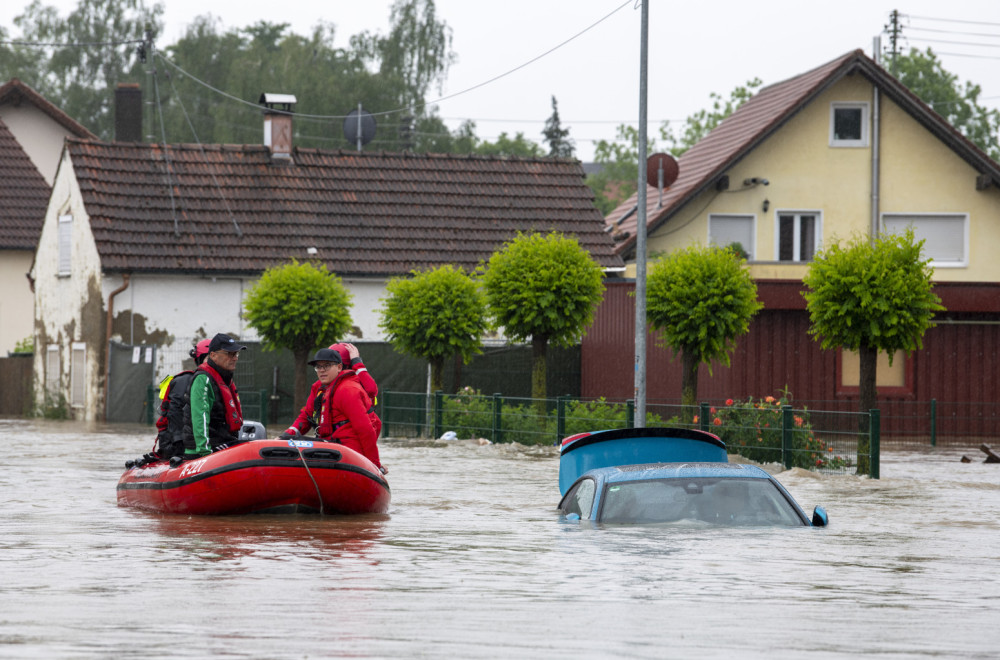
[282,343,381,439]
[281,347,383,471]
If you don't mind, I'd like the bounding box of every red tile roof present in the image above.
[0,78,97,140]
[66,140,624,275]
[607,49,1000,258]
[0,117,50,250]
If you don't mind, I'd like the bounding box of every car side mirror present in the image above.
[812,506,828,527]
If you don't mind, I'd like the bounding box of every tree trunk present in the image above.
[857,343,877,475]
[532,334,548,413]
[681,349,699,420]
[292,346,311,413]
[430,356,444,394]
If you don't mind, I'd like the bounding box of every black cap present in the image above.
[307,347,342,366]
[208,333,247,353]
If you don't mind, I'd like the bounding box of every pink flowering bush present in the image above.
[713,392,848,470]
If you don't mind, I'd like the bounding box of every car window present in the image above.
[598,478,804,526]
[561,478,596,518]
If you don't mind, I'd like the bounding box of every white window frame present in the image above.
[57,214,72,276]
[882,213,969,268]
[46,344,60,397]
[829,102,869,147]
[775,210,822,263]
[708,214,756,260]
[70,342,86,408]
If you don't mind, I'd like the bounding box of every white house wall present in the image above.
[0,250,34,353]
[0,102,75,185]
[33,150,104,421]
[342,278,390,342]
[106,273,390,382]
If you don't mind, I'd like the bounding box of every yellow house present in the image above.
[608,49,1000,278]
[586,50,1000,420]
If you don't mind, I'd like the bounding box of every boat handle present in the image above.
[302,448,342,462]
[259,447,299,459]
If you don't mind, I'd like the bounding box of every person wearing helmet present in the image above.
[146,338,213,463]
[280,347,383,472]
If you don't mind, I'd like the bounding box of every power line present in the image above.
[438,116,683,125]
[905,26,1000,40]
[906,15,1000,28]
[154,0,632,122]
[928,50,1000,61]
[0,38,144,47]
[908,36,1000,50]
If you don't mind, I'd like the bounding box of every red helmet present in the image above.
[188,338,211,364]
[329,343,351,366]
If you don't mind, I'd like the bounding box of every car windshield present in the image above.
[598,477,805,526]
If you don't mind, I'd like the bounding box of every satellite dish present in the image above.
[646,152,679,189]
[343,107,376,150]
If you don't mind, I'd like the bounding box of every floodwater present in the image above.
[2,419,999,659]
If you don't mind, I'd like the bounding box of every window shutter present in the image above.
[58,214,72,275]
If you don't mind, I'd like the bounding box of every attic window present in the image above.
[830,102,868,147]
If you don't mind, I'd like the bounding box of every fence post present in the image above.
[781,405,794,470]
[627,399,635,429]
[492,392,503,444]
[433,390,443,440]
[146,384,155,425]
[259,389,268,427]
[556,395,568,444]
[870,408,881,479]
[930,398,937,447]
[699,402,709,432]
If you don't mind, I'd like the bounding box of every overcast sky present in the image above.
[3,0,999,161]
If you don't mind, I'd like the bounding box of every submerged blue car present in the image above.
[557,427,828,527]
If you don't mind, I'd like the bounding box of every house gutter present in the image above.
[102,272,131,421]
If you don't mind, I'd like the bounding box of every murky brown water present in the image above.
[2,419,999,658]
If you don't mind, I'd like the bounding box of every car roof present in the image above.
[584,462,774,485]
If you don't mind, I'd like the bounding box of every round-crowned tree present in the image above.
[244,260,353,410]
[803,229,944,472]
[480,231,605,405]
[379,264,488,393]
[646,245,763,408]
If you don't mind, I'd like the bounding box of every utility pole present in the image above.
[885,9,902,77]
[634,1,649,426]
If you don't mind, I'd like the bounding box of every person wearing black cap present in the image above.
[180,333,247,458]
[283,342,381,440]
[281,347,383,471]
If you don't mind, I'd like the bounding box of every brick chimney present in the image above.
[259,93,297,161]
[114,83,142,142]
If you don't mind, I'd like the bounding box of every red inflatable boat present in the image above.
[117,438,390,515]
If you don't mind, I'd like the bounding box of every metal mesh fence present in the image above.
[383,391,880,476]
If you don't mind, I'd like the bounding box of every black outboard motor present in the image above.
[239,421,267,442]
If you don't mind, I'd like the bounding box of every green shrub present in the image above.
[562,397,668,437]
[13,336,33,354]
[710,393,848,469]
[441,387,493,439]
[36,391,69,420]
[440,389,670,446]
[500,402,552,445]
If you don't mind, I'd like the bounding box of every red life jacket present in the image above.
[197,362,243,434]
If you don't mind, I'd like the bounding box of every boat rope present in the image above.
[292,441,325,516]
